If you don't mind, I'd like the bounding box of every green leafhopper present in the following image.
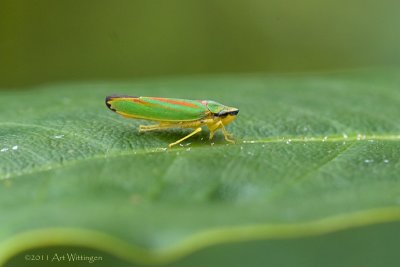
[105,96,239,148]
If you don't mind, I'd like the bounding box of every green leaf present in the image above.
[1,69,400,266]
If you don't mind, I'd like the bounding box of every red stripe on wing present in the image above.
[150,97,200,108]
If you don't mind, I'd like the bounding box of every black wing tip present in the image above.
[105,95,138,111]
[105,95,115,111]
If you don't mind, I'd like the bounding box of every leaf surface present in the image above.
[1,70,400,266]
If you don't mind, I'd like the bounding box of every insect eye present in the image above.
[214,112,227,117]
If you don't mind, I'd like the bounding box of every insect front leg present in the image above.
[208,121,235,143]
[220,124,235,143]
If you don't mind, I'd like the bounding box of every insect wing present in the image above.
[106,96,208,122]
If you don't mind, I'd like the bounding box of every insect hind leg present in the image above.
[169,127,202,148]
[139,123,175,132]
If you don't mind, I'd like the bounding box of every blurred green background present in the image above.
[1,0,400,87]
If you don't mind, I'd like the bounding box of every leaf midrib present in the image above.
[2,134,400,180]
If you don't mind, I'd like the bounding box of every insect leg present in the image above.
[220,124,235,143]
[169,127,202,148]
[139,123,174,132]
[208,121,235,143]
[207,120,220,140]
[209,130,215,140]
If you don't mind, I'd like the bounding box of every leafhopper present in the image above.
[105,96,239,148]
